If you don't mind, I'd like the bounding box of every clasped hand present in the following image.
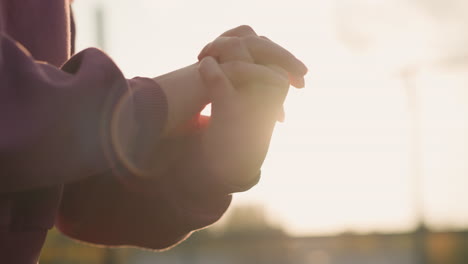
[196,26,307,186]
[151,25,307,186]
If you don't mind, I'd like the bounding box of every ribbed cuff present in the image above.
[129,77,168,134]
[111,77,168,189]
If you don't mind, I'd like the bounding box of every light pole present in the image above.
[94,4,117,264]
[401,54,468,264]
[95,2,106,50]
[400,67,428,264]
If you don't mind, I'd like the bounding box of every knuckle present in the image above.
[223,61,247,84]
[242,34,258,44]
[236,24,255,33]
[199,57,223,83]
[226,36,243,49]
[198,59,211,79]
[211,37,224,49]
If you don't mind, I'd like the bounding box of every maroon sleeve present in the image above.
[55,115,259,250]
[0,34,167,193]
[0,32,255,249]
[55,115,231,249]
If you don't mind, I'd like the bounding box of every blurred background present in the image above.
[41,0,468,263]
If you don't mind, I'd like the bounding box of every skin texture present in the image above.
[198,25,307,88]
[157,25,307,138]
[154,63,209,137]
[151,25,308,186]
[197,57,291,185]
[0,2,307,259]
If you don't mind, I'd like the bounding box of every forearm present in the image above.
[154,63,209,137]
[0,33,169,193]
[58,135,233,249]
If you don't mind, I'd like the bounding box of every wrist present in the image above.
[153,63,209,136]
[111,77,169,179]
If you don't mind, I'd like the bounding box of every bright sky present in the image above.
[72,0,468,236]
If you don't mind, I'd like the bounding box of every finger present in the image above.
[220,61,290,92]
[220,25,258,37]
[198,56,234,103]
[262,33,307,86]
[203,36,254,64]
[198,42,213,61]
[289,73,305,88]
[243,35,308,76]
[265,64,289,122]
[266,64,290,103]
[198,25,258,60]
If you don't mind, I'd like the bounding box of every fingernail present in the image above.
[290,75,305,88]
[297,60,308,75]
[297,77,305,88]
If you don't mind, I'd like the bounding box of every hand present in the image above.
[197,56,290,186]
[153,63,209,137]
[198,25,307,88]
[198,25,307,121]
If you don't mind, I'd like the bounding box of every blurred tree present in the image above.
[40,228,130,264]
[40,228,104,264]
[217,205,286,239]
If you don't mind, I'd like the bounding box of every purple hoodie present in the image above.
[0,0,258,263]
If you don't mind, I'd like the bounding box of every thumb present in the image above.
[198,56,234,103]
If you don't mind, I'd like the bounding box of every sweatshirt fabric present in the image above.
[0,1,258,263]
